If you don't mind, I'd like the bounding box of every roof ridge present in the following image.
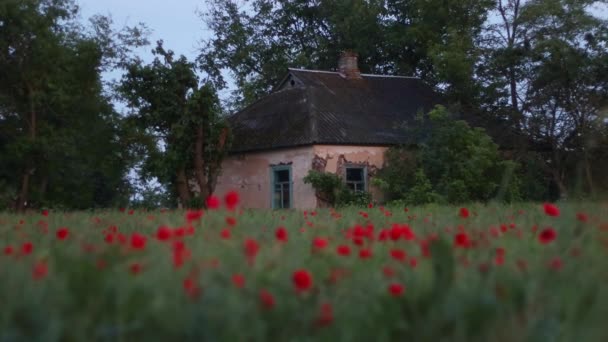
[288,67,420,79]
[360,73,420,79]
[288,68,338,75]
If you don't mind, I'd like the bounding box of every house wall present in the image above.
[312,145,389,203]
[214,146,317,209]
[215,144,391,209]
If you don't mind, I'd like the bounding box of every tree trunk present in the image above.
[193,124,209,202]
[205,127,229,197]
[15,86,37,212]
[16,171,31,212]
[550,168,568,200]
[583,151,595,197]
[176,166,191,208]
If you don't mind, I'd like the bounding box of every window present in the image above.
[345,166,366,192]
[271,165,292,209]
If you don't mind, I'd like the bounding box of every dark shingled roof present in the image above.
[228,69,521,153]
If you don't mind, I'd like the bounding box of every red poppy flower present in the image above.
[232,273,245,288]
[3,246,14,256]
[538,227,557,244]
[576,212,589,223]
[183,277,201,298]
[226,216,237,226]
[548,257,563,271]
[454,233,471,248]
[292,269,313,292]
[388,283,405,297]
[41,210,49,217]
[312,237,329,250]
[156,226,172,241]
[316,302,334,326]
[128,210,134,215]
[275,227,288,242]
[382,266,396,278]
[409,257,418,269]
[206,195,220,209]
[21,242,33,255]
[32,261,48,280]
[336,245,351,256]
[130,233,147,250]
[220,228,231,239]
[54,227,69,240]
[104,233,114,244]
[129,262,142,275]
[224,191,240,210]
[459,207,470,218]
[494,255,504,266]
[173,227,186,237]
[359,248,372,259]
[543,203,560,217]
[390,249,407,262]
[244,238,260,260]
[186,210,203,222]
[420,240,431,258]
[259,289,275,310]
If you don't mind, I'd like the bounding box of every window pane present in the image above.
[271,167,292,209]
[282,184,290,208]
[346,168,364,182]
[273,190,282,208]
[276,169,289,183]
[346,182,355,191]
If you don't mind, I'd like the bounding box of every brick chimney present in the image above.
[338,51,361,79]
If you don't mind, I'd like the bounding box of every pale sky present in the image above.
[79,0,206,62]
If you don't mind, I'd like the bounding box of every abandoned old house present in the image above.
[213,52,513,209]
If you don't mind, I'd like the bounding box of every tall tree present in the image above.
[118,41,229,208]
[479,0,608,196]
[0,0,148,210]
[199,0,492,109]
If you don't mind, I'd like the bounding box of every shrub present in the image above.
[304,170,371,207]
[376,105,524,205]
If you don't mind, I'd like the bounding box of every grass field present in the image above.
[1,198,608,341]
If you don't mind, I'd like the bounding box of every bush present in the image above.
[304,170,371,207]
[375,105,524,205]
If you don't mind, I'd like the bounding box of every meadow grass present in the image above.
[0,201,607,341]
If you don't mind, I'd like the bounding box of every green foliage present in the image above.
[404,169,442,205]
[336,187,372,207]
[304,170,371,207]
[376,106,523,205]
[118,42,229,208]
[373,147,417,201]
[199,0,493,108]
[0,0,145,210]
[303,170,343,206]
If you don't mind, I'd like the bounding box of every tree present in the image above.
[118,41,229,208]
[479,0,608,197]
[199,0,492,109]
[0,0,147,210]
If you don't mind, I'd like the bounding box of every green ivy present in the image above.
[303,170,371,207]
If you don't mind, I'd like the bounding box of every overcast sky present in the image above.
[77,0,607,100]
[79,0,206,61]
